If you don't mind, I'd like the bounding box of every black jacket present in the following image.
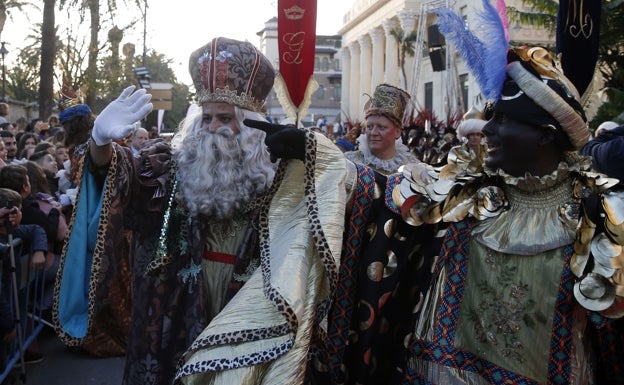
[579,125,624,182]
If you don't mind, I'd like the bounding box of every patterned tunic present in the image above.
[54,139,259,385]
[394,155,624,384]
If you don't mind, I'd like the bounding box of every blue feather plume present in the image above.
[434,0,509,103]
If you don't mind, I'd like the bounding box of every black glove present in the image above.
[244,119,306,162]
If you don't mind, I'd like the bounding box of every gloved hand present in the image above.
[92,86,153,146]
[244,119,305,162]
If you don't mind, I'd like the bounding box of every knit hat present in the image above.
[457,119,486,140]
[364,84,411,127]
[491,47,589,150]
[188,37,276,112]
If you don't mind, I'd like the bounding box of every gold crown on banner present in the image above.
[284,5,305,20]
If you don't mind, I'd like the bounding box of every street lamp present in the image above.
[0,42,8,102]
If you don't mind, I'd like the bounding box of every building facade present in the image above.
[338,0,554,122]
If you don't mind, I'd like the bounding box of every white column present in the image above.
[398,9,417,33]
[340,47,351,123]
[370,27,385,90]
[398,9,418,89]
[358,34,372,119]
[348,42,361,122]
[382,19,399,86]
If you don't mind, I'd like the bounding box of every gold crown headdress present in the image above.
[56,78,92,124]
[188,37,276,112]
[57,78,85,111]
[364,84,411,127]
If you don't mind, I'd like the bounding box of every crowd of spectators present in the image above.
[0,106,154,370]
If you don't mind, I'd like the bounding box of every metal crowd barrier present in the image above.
[0,237,48,384]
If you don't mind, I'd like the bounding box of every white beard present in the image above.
[174,116,275,221]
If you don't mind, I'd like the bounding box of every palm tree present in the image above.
[58,0,143,107]
[38,0,56,119]
[508,0,624,127]
[592,0,624,125]
[506,0,558,33]
[0,0,36,38]
[390,26,418,89]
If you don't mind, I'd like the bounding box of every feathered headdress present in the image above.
[436,0,589,150]
[434,0,509,112]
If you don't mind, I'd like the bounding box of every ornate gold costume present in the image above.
[177,134,350,384]
[395,154,623,383]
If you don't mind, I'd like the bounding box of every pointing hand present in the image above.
[244,119,305,162]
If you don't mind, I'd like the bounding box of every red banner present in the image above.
[277,0,317,110]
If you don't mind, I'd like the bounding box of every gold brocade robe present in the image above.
[176,134,351,384]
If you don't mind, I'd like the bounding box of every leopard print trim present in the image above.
[53,140,118,346]
[256,128,340,333]
[300,130,339,350]
[174,158,295,378]
[52,146,87,345]
[188,323,292,350]
[301,129,339,323]
[175,340,294,378]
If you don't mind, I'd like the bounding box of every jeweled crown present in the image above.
[364,84,411,127]
[189,37,276,112]
[57,79,84,111]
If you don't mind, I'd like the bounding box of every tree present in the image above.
[390,26,418,89]
[56,28,90,88]
[58,0,144,107]
[137,51,190,131]
[9,14,85,99]
[38,0,56,119]
[592,0,624,126]
[0,0,37,102]
[8,45,39,101]
[506,0,558,33]
[0,0,36,38]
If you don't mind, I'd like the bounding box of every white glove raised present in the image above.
[92,85,153,146]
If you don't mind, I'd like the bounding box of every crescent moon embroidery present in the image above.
[359,300,375,331]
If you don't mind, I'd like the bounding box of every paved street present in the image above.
[6,327,124,385]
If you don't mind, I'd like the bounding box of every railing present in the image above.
[0,237,48,384]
